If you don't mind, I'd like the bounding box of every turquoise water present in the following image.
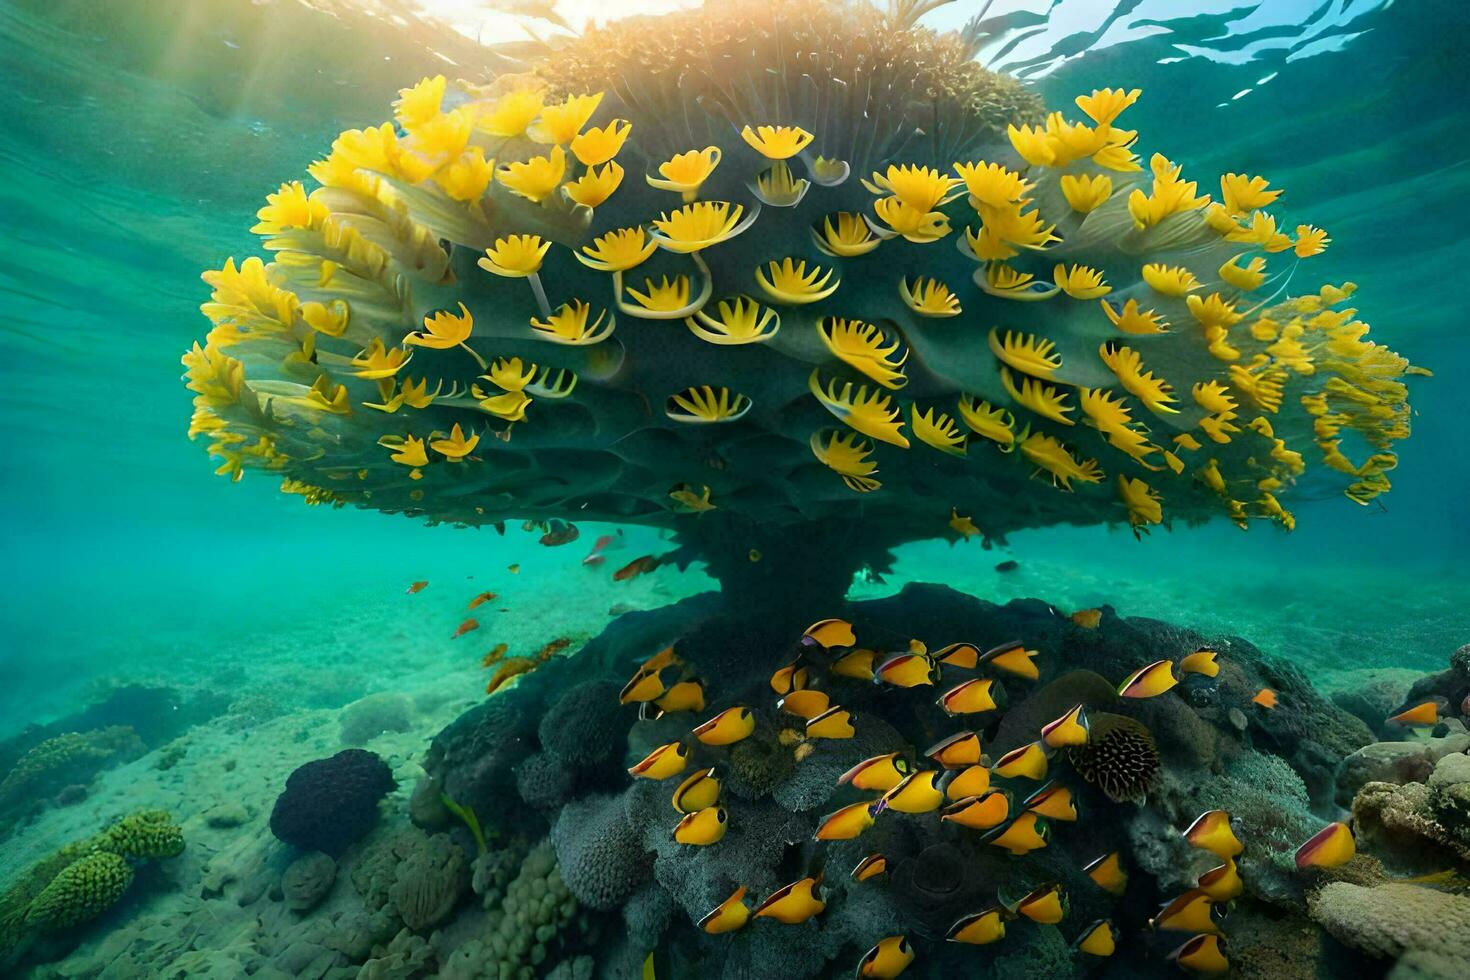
[1,1,1468,975]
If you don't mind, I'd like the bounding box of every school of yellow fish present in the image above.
[617,618,1356,975]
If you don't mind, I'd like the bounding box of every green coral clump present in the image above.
[0,726,144,823]
[24,851,134,931]
[95,808,187,860]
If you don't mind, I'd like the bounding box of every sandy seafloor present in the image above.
[3,512,1465,976]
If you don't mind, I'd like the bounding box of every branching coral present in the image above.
[180,0,1421,590]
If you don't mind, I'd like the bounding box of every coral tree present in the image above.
[181,0,1421,601]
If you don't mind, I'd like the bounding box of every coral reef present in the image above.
[1309,882,1470,977]
[281,851,337,912]
[269,748,395,856]
[1353,750,1470,867]
[339,691,415,746]
[0,726,145,828]
[550,793,650,911]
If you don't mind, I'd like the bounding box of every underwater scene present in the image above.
[2,0,1469,976]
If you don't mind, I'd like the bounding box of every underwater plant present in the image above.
[182,0,1421,614]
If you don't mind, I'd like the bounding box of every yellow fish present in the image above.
[941,789,1011,830]
[983,811,1050,855]
[654,679,706,714]
[1295,821,1355,869]
[770,661,810,695]
[1387,699,1444,727]
[805,705,856,740]
[1252,687,1278,709]
[692,706,755,746]
[1023,781,1078,822]
[949,508,980,539]
[697,885,749,934]
[991,741,1049,780]
[1179,647,1220,677]
[671,768,721,813]
[1150,890,1225,936]
[881,771,946,814]
[777,688,831,720]
[640,645,681,673]
[620,668,666,705]
[1197,858,1242,901]
[816,800,880,841]
[831,648,877,681]
[1012,882,1066,924]
[938,678,1004,716]
[673,805,728,845]
[1070,608,1102,629]
[856,935,914,978]
[925,731,983,769]
[753,875,825,924]
[876,652,940,688]
[628,741,689,780]
[1184,810,1243,860]
[1040,703,1089,748]
[1074,919,1118,957]
[940,764,991,801]
[1117,659,1178,698]
[839,752,911,792]
[1084,851,1128,895]
[851,853,888,882]
[803,618,856,649]
[668,482,716,512]
[946,907,1006,945]
[1168,934,1230,974]
[978,641,1040,680]
[933,642,980,668]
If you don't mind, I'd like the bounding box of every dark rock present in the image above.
[269,749,395,856]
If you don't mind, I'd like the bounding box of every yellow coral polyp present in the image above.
[530,300,614,346]
[1054,263,1111,300]
[1060,173,1113,213]
[530,92,603,145]
[953,161,1031,209]
[818,318,908,389]
[988,329,1062,379]
[741,124,814,160]
[497,146,567,203]
[957,395,1016,449]
[647,147,722,200]
[685,296,779,346]
[651,201,751,253]
[812,212,880,257]
[900,277,961,317]
[756,258,839,304]
[570,119,632,166]
[809,370,909,448]
[578,227,657,273]
[1142,263,1200,297]
[563,161,624,208]
[1102,299,1168,335]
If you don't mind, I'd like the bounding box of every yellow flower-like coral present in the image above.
[530,93,603,145]
[498,146,567,203]
[740,125,814,160]
[756,259,838,304]
[430,422,480,461]
[685,296,779,346]
[651,202,751,253]
[406,303,473,350]
[350,338,411,379]
[479,235,551,278]
[570,119,631,166]
[530,300,614,346]
[563,161,624,208]
[810,429,881,491]
[1053,263,1111,300]
[577,227,656,273]
[647,147,722,200]
[812,212,880,257]
[1059,173,1113,213]
[899,277,961,317]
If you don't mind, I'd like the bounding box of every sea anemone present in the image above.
[183,0,1421,604]
[1068,712,1159,803]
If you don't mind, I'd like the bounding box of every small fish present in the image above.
[1074,919,1118,957]
[991,741,1049,780]
[1197,858,1242,901]
[1168,934,1229,974]
[1387,698,1445,727]
[582,554,606,567]
[925,731,983,769]
[698,885,750,934]
[406,580,429,594]
[940,764,991,801]
[1040,704,1089,748]
[881,771,945,814]
[938,678,1004,716]
[1070,608,1102,629]
[620,668,666,705]
[748,549,762,562]
[816,800,881,841]
[778,689,832,720]
[1251,687,1278,709]
[452,618,480,639]
[1184,810,1243,860]
[839,753,911,792]
[983,811,1050,855]
[770,662,810,695]
[753,875,826,925]
[614,554,662,581]
[467,591,498,609]
[1083,851,1128,895]
[856,935,913,978]
[536,637,571,660]
[1179,647,1221,677]
[539,521,580,546]
[673,805,728,845]
[805,706,856,740]
[668,482,717,513]
[978,641,1040,680]
[933,642,980,668]
[1295,821,1355,869]
[481,643,509,668]
[692,706,755,746]
[671,768,721,813]
[640,646,681,673]
[949,508,980,539]
[831,648,877,681]
[1023,781,1078,822]
[628,741,690,780]
[876,652,940,688]
[941,789,1011,830]
[589,532,620,554]
[946,907,1006,945]
[851,853,888,882]
[1150,890,1225,936]
[507,563,520,574]
[485,657,537,693]
[1011,882,1066,924]
[1117,659,1178,698]
[652,679,707,716]
[994,559,1019,573]
[803,618,856,649]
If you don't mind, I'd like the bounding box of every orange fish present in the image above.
[613,554,661,581]
[1251,688,1278,709]
[1387,699,1443,727]
[831,648,877,681]
[467,591,498,609]
[481,643,508,667]
[839,753,911,792]
[536,637,571,660]
[933,643,980,668]
[539,521,580,546]
[452,618,480,639]
[1295,822,1355,869]
[852,853,888,882]
[938,679,1004,716]
[1070,608,1102,629]
[486,656,536,693]
[406,580,429,594]
[978,641,1040,680]
[925,731,983,769]
[816,800,880,840]
[777,689,832,720]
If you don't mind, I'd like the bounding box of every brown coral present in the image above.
[1068,712,1158,803]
